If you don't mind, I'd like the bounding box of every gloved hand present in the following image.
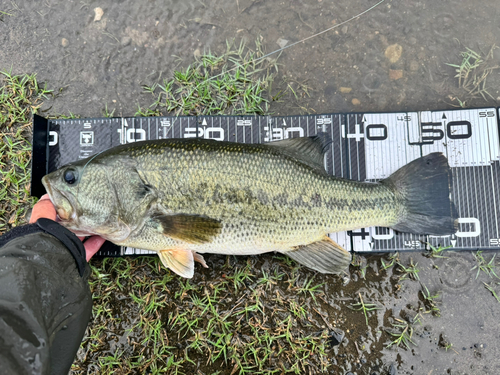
[0,195,96,374]
[30,194,106,260]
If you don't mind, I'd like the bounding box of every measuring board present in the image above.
[31,108,500,256]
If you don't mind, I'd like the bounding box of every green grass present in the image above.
[294,275,325,302]
[483,282,500,303]
[72,256,334,374]
[0,69,52,233]
[136,39,308,117]
[351,253,368,279]
[425,244,450,258]
[380,252,399,271]
[397,259,420,281]
[103,103,116,118]
[385,316,419,350]
[446,44,499,107]
[420,284,441,317]
[438,333,454,352]
[348,292,381,326]
[471,251,499,279]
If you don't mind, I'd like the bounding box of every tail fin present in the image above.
[382,152,458,236]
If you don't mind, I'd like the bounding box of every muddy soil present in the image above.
[2,0,500,374]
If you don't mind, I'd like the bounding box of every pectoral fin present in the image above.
[158,249,208,278]
[152,212,221,244]
[284,236,351,274]
[158,249,195,278]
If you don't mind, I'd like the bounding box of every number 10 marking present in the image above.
[117,128,146,144]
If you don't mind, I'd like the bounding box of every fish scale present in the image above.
[128,140,398,251]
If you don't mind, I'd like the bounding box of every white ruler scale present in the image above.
[31,107,500,256]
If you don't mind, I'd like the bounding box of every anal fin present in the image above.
[284,236,351,274]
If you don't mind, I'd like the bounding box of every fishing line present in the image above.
[81,149,107,178]
[77,148,108,198]
[208,0,386,81]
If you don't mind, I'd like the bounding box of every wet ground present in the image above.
[1,0,500,373]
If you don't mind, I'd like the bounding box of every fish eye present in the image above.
[63,169,78,185]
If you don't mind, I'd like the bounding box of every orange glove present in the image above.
[30,194,106,261]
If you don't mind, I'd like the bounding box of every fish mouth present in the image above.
[41,175,74,222]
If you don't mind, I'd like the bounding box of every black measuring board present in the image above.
[31,107,500,256]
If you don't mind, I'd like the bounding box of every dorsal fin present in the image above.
[266,133,331,172]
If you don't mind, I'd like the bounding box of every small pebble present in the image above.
[121,36,132,46]
[340,87,352,93]
[276,38,289,49]
[328,328,345,346]
[61,38,69,47]
[385,44,403,63]
[389,69,403,80]
[352,98,361,105]
[388,363,398,375]
[94,7,104,22]
[409,60,419,71]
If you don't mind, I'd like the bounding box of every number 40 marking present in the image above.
[342,124,388,142]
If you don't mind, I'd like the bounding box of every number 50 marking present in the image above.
[455,217,480,237]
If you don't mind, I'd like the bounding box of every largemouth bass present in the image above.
[42,136,457,278]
